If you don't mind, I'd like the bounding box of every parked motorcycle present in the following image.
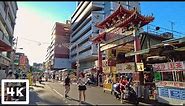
[124,84,139,105]
[113,83,121,99]
[113,83,139,105]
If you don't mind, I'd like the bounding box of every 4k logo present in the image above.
[1,79,29,104]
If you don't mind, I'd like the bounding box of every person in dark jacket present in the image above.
[64,74,71,98]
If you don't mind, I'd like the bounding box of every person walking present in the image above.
[77,72,87,104]
[64,74,71,98]
[53,73,55,82]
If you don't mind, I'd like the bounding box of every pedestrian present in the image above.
[39,73,42,84]
[77,72,87,104]
[64,74,71,98]
[119,75,129,103]
[33,73,37,86]
[53,73,55,82]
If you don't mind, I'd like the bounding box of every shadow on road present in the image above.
[81,101,93,105]
[32,85,44,88]
[66,97,79,102]
[40,83,46,85]
[66,97,93,105]
[29,91,44,105]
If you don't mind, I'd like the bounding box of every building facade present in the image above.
[13,52,30,73]
[70,1,140,70]
[0,2,18,71]
[45,21,71,71]
[33,63,43,71]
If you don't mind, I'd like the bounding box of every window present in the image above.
[175,71,185,82]
[159,71,185,82]
[162,72,173,81]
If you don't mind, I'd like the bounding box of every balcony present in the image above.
[92,2,104,11]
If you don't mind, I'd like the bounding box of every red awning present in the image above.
[0,40,12,51]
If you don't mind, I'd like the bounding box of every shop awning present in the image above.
[125,48,150,57]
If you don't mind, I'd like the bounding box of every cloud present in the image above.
[14,6,56,65]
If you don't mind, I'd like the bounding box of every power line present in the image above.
[148,24,185,36]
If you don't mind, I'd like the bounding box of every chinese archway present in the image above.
[91,5,154,85]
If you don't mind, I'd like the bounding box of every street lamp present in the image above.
[76,44,80,80]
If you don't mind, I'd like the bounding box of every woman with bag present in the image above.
[77,72,87,104]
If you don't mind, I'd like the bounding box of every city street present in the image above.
[29,80,163,105]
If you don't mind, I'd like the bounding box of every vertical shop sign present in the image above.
[154,72,161,81]
[136,63,144,71]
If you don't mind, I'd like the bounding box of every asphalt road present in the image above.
[29,80,164,105]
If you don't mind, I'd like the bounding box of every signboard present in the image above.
[111,66,117,74]
[116,62,135,73]
[116,64,122,72]
[154,72,162,81]
[19,55,26,65]
[152,61,185,71]
[103,66,111,74]
[0,57,10,66]
[136,63,144,71]
[100,35,134,51]
[157,87,185,105]
[156,81,185,89]
[123,62,135,73]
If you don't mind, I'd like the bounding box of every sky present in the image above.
[14,2,185,66]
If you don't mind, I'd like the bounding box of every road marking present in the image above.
[53,89,64,98]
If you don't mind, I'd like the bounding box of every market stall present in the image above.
[152,61,185,105]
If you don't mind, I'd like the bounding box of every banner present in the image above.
[152,61,185,71]
[19,55,26,65]
[116,62,135,73]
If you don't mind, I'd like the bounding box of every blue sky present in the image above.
[15,2,185,65]
[141,2,185,37]
[18,2,77,23]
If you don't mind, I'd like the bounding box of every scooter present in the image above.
[113,83,121,99]
[124,84,139,105]
[113,83,139,105]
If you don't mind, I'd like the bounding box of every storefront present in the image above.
[152,61,185,105]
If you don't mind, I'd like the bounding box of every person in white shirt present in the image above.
[77,72,87,104]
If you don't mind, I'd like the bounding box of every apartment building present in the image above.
[45,21,71,71]
[70,1,140,70]
[0,2,18,71]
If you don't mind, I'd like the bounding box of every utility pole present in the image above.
[169,21,175,35]
[12,36,18,72]
[76,44,80,80]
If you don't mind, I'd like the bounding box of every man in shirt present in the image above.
[64,74,71,98]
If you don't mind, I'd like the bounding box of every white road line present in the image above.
[52,89,64,98]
